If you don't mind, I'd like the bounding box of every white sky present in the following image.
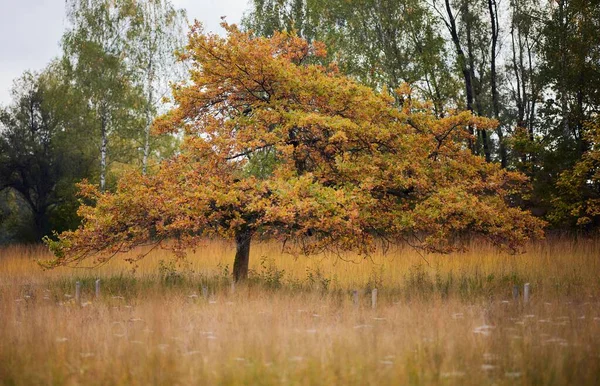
[0,0,251,106]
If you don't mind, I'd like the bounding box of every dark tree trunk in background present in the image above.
[33,209,47,241]
[466,1,491,162]
[444,0,482,157]
[233,229,252,282]
[488,0,506,168]
[100,110,108,191]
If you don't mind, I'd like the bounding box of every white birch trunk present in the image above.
[100,113,108,191]
[142,60,154,175]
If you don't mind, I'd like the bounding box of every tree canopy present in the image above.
[0,68,95,241]
[243,0,600,228]
[61,0,186,191]
[44,24,544,280]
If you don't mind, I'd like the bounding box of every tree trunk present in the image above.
[100,111,108,191]
[511,23,525,129]
[444,0,476,154]
[558,0,570,139]
[466,1,490,162]
[142,61,154,175]
[488,0,505,168]
[527,36,536,143]
[33,208,47,242]
[142,107,152,175]
[232,229,252,282]
[488,0,500,121]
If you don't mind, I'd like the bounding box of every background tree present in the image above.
[243,0,600,232]
[45,26,544,280]
[242,0,319,39]
[244,0,460,112]
[552,118,600,228]
[128,0,187,174]
[431,0,497,161]
[0,68,94,241]
[62,0,146,191]
[506,0,544,167]
[520,0,600,225]
[0,0,187,243]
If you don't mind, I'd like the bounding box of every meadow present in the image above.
[1,237,599,385]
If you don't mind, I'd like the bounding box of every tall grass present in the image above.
[1,238,599,385]
[2,237,599,297]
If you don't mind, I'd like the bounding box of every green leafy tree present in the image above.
[127,0,187,174]
[515,0,600,225]
[552,118,600,228]
[62,0,146,190]
[0,68,94,241]
[243,0,460,113]
[539,0,600,156]
[243,0,317,39]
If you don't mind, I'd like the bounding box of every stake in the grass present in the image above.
[202,286,208,300]
[230,281,235,294]
[513,285,519,301]
[95,279,100,299]
[352,290,359,307]
[524,283,530,303]
[75,281,81,304]
[371,288,378,309]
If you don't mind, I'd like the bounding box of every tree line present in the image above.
[0,0,186,242]
[244,0,600,229]
[1,0,599,245]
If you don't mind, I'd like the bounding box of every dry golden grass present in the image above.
[1,238,600,385]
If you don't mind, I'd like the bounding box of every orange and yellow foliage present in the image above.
[45,23,544,276]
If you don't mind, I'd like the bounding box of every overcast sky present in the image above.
[0,0,251,106]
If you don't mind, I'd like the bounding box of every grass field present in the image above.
[1,237,600,385]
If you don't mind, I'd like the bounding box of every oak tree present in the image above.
[45,25,544,280]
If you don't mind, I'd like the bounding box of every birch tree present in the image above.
[128,0,187,174]
[62,0,144,190]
